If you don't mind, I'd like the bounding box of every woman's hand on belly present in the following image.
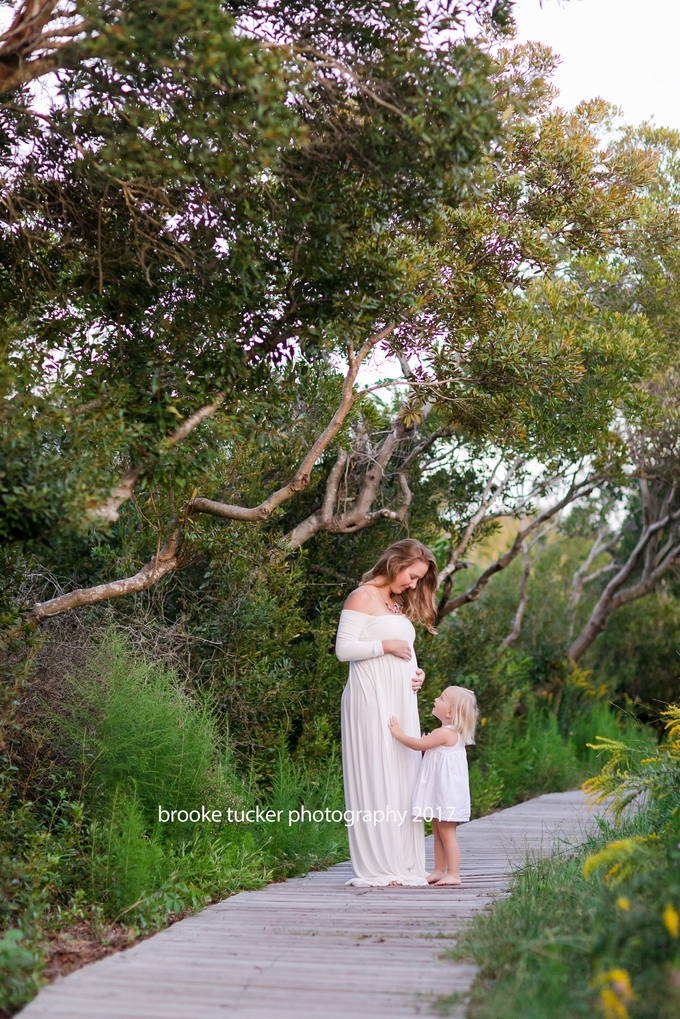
[382,639,412,660]
[411,668,425,692]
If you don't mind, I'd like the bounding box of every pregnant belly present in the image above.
[345,654,418,733]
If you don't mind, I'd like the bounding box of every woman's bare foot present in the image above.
[434,875,462,886]
[427,870,447,884]
[388,880,402,886]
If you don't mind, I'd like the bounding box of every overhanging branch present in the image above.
[569,485,680,661]
[25,327,394,622]
[436,477,598,624]
[188,327,393,525]
[86,393,227,524]
[27,528,182,621]
[0,0,85,94]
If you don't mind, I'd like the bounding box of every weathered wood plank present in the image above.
[19,790,597,1019]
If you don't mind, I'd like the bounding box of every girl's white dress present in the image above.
[411,725,471,823]
[336,609,428,887]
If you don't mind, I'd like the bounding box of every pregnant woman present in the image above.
[335,538,438,886]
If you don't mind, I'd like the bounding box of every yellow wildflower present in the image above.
[663,904,679,939]
[600,987,629,1019]
[616,897,630,911]
[594,969,634,1019]
[607,970,633,999]
[582,837,655,885]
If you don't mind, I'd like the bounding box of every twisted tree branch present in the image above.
[437,456,524,589]
[188,327,393,525]
[500,521,557,647]
[569,480,680,661]
[27,528,182,621]
[86,393,227,524]
[25,328,394,621]
[436,477,598,624]
[0,0,84,94]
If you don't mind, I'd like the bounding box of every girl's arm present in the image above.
[388,716,458,750]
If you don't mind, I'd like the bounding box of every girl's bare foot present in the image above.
[427,870,447,884]
[434,876,461,886]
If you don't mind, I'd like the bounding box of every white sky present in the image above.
[513,0,680,131]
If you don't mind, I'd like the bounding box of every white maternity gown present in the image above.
[336,608,428,886]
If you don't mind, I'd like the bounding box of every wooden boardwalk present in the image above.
[20,790,597,1019]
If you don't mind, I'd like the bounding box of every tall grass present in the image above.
[54,633,220,820]
[54,632,350,922]
[468,685,655,816]
[0,632,349,1013]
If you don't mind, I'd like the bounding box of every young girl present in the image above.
[388,686,478,886]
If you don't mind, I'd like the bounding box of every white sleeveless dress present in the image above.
[411,725,471,823]
[336,609,428,886]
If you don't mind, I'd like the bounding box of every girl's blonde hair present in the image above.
[441,686,479,745]
[361,538,438,633]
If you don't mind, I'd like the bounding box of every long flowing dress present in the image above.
[336,608,428,886]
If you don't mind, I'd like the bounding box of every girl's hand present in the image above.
[382,639,412,660]
[388,715,403,737]
[411,667,425,692]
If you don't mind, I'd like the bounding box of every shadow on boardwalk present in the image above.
[20,790,597,1019]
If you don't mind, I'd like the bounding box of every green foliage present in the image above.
[472,709,583,810]
[0,0,516,549]
[467,681,652,815]
[91,791,169,919]
[449,706,680,1019]
[53,632,219,819]
[420,528,680,714]
[584,703,680,821]
[0,927,41,1013]
[0,632,348,1010]
[585,591,680,708]
[0,9,659,607]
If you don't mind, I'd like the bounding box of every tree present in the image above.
[0,1,509,550]
[472,371,680,665]
[562,126,680,660]
[0,9,658,624]
[567,377,680,661]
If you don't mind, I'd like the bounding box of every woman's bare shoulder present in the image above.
[343,585,379,612]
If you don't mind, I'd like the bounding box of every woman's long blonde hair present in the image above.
[361,538,438,632]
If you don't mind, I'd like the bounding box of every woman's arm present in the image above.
[337,588,412,662]
[388,716,458,750]
[335,609,384,662]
